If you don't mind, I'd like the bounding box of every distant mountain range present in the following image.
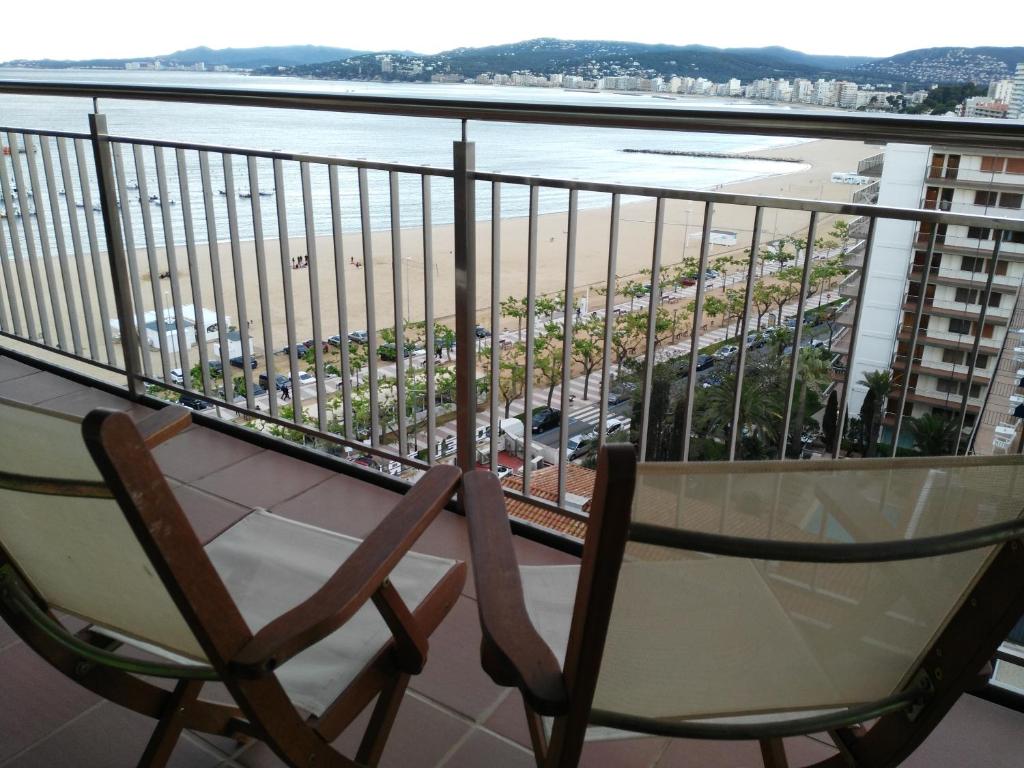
[4,40,1023,87]
[1,45,367,70]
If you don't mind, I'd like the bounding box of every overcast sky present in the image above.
[5,0,1022,62]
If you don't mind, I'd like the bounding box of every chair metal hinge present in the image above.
[904,668,935,723]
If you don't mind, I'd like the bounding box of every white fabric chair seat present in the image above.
[519,558,841,738]
[101,509,457,717]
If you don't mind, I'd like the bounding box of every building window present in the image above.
[954,288,978,304]
[981,156,1004,172]
[948,318,972,334]
[975,354,990,369]
[967,227,990,240]
[942,349,965,364]
[1006,158,1024,174]
[1003,230,1024,245]
[999,192,1023,209]
[936,379,982,398]
[988,292,1002,308]
[975,190,997,206]
[961,256,983,272]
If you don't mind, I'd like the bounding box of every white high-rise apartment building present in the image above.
[1009,63,1024,119]
[837,81,859,109]
[847,145,1024,440]
[989,78,1014,104]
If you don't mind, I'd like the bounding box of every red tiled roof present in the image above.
[500,463,596,539]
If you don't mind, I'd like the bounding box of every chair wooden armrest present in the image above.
[463,469,568,716]
[136,405,192,449]
[232,464,462,673]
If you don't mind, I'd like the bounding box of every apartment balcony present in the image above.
[2,81,1024,767]
[856,152,884,177]
[891,356,994,384]
[900,299,1012,325]
[907,268,1021,293]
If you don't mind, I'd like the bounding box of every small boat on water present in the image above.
[126,180,139,190]
[258,189,275,197]
[238,191,252,199]
[218,189,227,196]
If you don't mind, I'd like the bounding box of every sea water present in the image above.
[0,69,807,248]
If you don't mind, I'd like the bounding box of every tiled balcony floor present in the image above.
[1,351,1023,767]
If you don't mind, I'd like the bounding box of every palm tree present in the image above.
[907,413,960,456]
[788,349,831,456]
[857,369,893,457]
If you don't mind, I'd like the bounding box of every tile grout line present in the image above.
[0,700,106,767]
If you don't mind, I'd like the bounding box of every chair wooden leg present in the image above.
[138,679,203,768]
[760,737,789,768]
[523,701,548,768]
[355,673,410,767]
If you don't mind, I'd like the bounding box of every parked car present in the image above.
[229,355,258,369]
[178,393,209,410]
[746,333,767,350]
[258,373,289,391]
[327,334,343,347]
[170,367,184,386]
[696,354,715,372]
[700,374,725,389]
[348,330,369,344]
[289,371,316,388]
[281,343,309,357]
[302,339,329,353]
[474,325,491,338]
[604,417,625,435]
[715,345,739,359]
[567,431,597,460]
[679,276,697,287]
[378,342,416,361]
[531,406,561,434]
[607,390,630,405]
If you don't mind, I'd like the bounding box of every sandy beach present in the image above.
[4,138,876,376]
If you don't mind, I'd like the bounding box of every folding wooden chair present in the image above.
[0,398,465,767]
[463,444,1024,767]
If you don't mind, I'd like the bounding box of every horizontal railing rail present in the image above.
[3,80,1024,148]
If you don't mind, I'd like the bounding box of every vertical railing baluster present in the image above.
[728,207,763,461]
[596,194,620,452]
[833,217,878,458]
[300,161,328,433]
[197,151,233,396]
[39,136,81,354]
[488,181,501,470]
[132,144,173,382]
[225,156,257,412]
[0,215,14,333]
[681,202,715,462]
[0,135,35,341]
[522,184,539,495]
[24,134,68,350]
[891,223,938,454]
[176,148,211,396]
[111,143,150,378]
[0,155,24,337]
[637,197,665,462]
[57,137,97,358]
[328,165,354,442]
[453,138,477,471]
[8,132,52,346]
[272,159,301,427]
[954,236,1003,453]
[423,175,437,466]
[154,147,191,380]
[89,115,143,397]
[389,171,408,456]
[779,212,818,460]
[75,138,115,365]
[556,188,579,504]
[358,168,381,448]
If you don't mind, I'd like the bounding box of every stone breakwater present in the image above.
[621,148,803,163]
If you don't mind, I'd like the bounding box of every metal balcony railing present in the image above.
[2,80,1024,526]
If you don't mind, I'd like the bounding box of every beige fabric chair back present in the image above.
[0,398,204,659]
[591,456,1024,722]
